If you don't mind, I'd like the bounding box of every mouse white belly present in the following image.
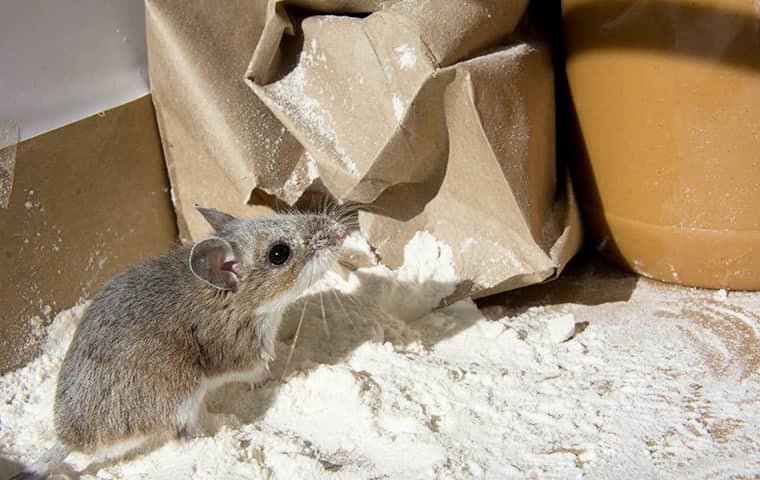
[175,364,270,435]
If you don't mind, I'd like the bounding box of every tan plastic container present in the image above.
[563,0,760,290]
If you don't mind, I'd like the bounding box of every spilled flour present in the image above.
[2,233,760,479]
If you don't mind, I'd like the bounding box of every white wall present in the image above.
[0,1,149,141]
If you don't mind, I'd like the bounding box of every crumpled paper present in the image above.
[146,0,581,300]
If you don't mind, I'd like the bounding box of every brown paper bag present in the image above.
[146,0,582,300]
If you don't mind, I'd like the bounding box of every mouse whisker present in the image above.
[330,288,355,328]
[336,210,359,222]
[334,202,361,219]
[281,259,317,381]
[340,216,361,229]
[342,289,361,308]
[341,222,360,233]
[319,290,330,338]
[327,196,338,217]
[281,298,308,382]
[318,194,338,219]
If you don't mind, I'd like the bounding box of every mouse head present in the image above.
[189,206,347,309]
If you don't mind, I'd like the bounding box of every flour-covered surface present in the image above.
[1,234,759,479]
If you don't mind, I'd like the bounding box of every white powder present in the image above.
[394,44,417,70]
[546,313,576,344]
[0,303,89,460]
[392,95,405,122]
[305,153,319,183]
[262,45,360,178]
[272,152,322,204]
[1,235,760,479]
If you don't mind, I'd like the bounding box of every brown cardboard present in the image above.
[147,0,582,300]
[564,0,760,290]
[0,95,177,373]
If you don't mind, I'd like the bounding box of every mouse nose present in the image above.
[331,228,347,245]
[309,224,347,252]
[330,223,348,245]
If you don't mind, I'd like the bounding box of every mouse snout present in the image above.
[309,222,347,253]
[330,224,348,244]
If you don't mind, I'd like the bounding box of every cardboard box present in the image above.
[0,96,177,373]
[0,3,177,373]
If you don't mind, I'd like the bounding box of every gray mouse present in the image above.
[11,206,347,479]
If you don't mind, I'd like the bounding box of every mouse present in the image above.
[11,205,348,479]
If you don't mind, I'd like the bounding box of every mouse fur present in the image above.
[12,207,347,479]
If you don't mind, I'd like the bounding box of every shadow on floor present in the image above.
[0,455,25,479]
[476,248,639,318]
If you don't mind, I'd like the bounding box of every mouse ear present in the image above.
[189,237,240,291]
[195,205,238,231]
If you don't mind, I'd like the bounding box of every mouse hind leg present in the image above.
[84,433,158,466]
[69,433,162,478]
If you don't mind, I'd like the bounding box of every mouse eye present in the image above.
[268,242,291,266]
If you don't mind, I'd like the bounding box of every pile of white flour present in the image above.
[1,232,759,479]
